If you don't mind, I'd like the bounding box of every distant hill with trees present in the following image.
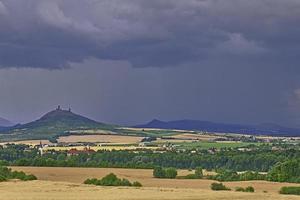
[0,106,115,142]
[135,119,300,136]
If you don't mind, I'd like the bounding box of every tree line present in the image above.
[1,144,295,171]
[1,144,300,183]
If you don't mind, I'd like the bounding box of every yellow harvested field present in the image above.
[1,180,300,200]
[11,167,192,185]
[57,134,144,144]
[0,134,144,146]
[0,140,52,146]
[0,181,299,200]
[11,167,300,195]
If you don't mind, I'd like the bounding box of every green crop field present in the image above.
[175,141,263,149]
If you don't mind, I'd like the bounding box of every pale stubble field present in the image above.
[0,167,298,200]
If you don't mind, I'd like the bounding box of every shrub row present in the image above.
[280,186,300,195]
[84,173,142,187]
[208,170,266,182]
[0,166,37,182]
[235,186,255,192]
[211,183,255,193]
[211,183,231,191]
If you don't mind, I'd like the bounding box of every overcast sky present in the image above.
[0,0,300,127]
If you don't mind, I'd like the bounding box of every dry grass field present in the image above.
[153,134,221,143]
[1,134,145,146]
[1,180,300,200]
[0,139,52,146]
[57,134,144,144]
[171,133,224,141]
[11,167,300,195]
[0,132,227,148]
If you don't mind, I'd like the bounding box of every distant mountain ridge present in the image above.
[0,117,13,127]
[0,106,114,141]
[135,119,300,136]
[2,106,300,142]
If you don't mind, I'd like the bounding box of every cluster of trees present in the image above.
[84,173,142,187]
[153,167,178,179]
[267,160,300,183]
[0,166,37,182]
[209,170,266,182]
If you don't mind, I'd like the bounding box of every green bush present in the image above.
[280,186,300,195]
[132,181,142,187]
[84,178,98,185]
[99,173,121,186]
[211,182,231,191]
[210,170,239,181]
[22,174,37,181]
[153,167,165,178]
[0,160,9,166]
[235,186,255,192]
[183,174,198,179]
[153,167,177,179]
[84,173,142,187]
[0,175,7,182]
[195,167,203,178]
[165,168,177,179]
[235,187,245,192]
[245,186,255,192]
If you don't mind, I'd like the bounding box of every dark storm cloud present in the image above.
[1,0,300,128]
[0,0,299,69]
